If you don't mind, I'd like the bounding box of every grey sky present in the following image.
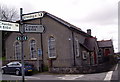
[0,0,119,52]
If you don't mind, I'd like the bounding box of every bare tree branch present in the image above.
[0,4,19,21]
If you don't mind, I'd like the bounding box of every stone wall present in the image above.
[49,63,115,74]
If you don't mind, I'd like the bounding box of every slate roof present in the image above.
[97,40,113,48]
[20,11,92,37]
[45,12,92,37]
[83,37,97,51]
[46,12,81,31]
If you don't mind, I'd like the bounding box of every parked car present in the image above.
[117,57,120,61]
[1,61,34,75]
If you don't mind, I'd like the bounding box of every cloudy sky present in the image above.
[0,0,119,52]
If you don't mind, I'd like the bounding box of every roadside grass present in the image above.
[0,56,6,61]
[0,57,2,60]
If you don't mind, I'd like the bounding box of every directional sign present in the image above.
[22,12,44,20]
[24,24,44,33]
[0,21,19,31]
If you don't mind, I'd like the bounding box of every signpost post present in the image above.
[19,9,45,81]
[20,8,25,82]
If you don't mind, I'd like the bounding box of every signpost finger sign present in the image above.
[0,21,19,31]
[22,12,44,21]
[24,24,44,33]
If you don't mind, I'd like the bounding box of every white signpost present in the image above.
[24,24,44,33]
[22,12,44,20]
[0,21,19,31]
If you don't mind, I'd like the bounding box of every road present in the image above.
[1,71,117,81]
[1,62,119,81]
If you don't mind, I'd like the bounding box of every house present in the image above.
[98,40,114,56]
[5,11,114,73]
[83,36,99,65]
[97,40,114,63]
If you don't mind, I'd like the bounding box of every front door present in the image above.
[104,49,110,56]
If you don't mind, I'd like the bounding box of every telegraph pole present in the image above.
[20,8,25,82]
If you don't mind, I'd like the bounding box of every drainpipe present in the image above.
[71,31,76,66]
[40,18,44,72]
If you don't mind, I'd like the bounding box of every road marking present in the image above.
[25,76,41,79]
[104,71,113,80]
[10,75,21,78]
[115,64,118,70]
[58,75,84,80]
[10,75,41,80]
[10,75,27,80]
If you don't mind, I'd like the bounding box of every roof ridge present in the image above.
[46,12,82,31]
[97,39,112,42]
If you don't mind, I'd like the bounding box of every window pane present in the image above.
[75,38,79,57]
[15,42,21,60]
[48,37,56,58]
[30,40,37,59]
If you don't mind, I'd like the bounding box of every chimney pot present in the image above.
[87,29,91,35]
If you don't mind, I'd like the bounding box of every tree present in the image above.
[0,4,19,21]
[0,4,19,57]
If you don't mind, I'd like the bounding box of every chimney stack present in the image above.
[87,29,91,35]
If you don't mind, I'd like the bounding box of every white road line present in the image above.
[10,75,41,80]
[10,75,21,78]
[115,64,118,71]
[58,75,84,80]
[104,71,113,80]
[25,76,41,79]
[10,75,26,80]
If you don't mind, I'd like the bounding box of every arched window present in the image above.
[15,42,21,60]
[48,36,56,58]
[75,38,79,57]
[30,39,37,59]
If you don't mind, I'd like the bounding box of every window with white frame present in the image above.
[15,42,21,60]
[48,36,56,58]
[30,39,37,59]
[82,51,87,59]
[75,38,80,57]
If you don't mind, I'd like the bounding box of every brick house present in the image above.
[98,40,114,56]
[97,40,114,63]
[5,11,114,73]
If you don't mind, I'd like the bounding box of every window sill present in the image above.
[47,57,57,60]
[76,55,80,58]
[31,58,37,60]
